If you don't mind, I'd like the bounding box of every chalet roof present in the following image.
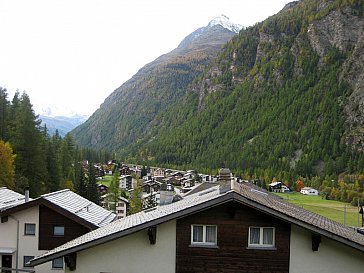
[0,187,31,211]
[183,182,217,196]
[269,181,282,186]
[30,181,364,266]
[41,190,116,227]
[0,188,116,228]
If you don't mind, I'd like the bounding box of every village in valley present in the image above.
[97,160,322,220]
[97,160,226,218]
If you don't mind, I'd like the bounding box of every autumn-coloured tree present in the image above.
[0,140,15,189]
[295,179,304,192]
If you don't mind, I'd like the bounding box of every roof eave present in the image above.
[231,192,364,252]
[31,190,364,267]
[30,192,235,266]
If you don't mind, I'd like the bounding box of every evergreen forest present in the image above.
[0,87,111,202]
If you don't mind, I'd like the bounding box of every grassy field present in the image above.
[276,192,362,227]
[97,175,114,187]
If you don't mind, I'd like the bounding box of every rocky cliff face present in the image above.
[342,32,364,151]
[193,1,364,151]
[307,7,364,57]
[304,6,364,151]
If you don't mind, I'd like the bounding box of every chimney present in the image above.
[159,183,174,206]
[218,168,232,194]
[25,186,30,202]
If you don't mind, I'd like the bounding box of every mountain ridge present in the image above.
[72,16,240,150]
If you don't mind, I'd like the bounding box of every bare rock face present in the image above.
[307,7,364,58]
[191,65,225,111]
[306,6,364,151]
[342,33,364,151]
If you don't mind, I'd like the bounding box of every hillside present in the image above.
[72,16,241,151]
[73,0,364,181]
[121,0,364,178]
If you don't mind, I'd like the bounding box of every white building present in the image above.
[0,188,116,273]
[116,197,129,219]
[119,175,133,190]
[300,187,319,195]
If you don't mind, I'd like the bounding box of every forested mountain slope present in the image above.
[72,16,240,151]
[122,0,364,179]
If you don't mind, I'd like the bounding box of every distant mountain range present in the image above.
[40,115,88,137]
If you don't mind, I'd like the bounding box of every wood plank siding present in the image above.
[38,205,91,250]
[176,202,290,273]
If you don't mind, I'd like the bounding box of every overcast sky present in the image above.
[0,0,291,117]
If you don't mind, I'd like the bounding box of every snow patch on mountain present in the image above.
[177,15,243,49]
[38,105,80,118]
[208,15,243,33]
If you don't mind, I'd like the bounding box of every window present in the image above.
[52,257,64,269]
[24,223,36,235]
[23,256,34,267]
[248,227,275,248]
[191,225,217,245]
[53,225,65,236]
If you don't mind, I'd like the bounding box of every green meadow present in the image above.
[276,192,362,227]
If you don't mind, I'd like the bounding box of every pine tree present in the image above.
[0,87,10,140]
[60,133,75,183]
[75,162,87,198]
[87,162,100,205]
[45,134,61,192]
[11,93,46,196]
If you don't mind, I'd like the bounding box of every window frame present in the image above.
[53,225,65,237]
[248,226,275,248]
[24,223,36,236]
[23,255,35,267]
[190,224,217,246]
[52,257,64,269]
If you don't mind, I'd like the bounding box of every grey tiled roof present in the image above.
[0,188,116,227]
[0,187,31,211]
[31,182,364,266]
[41,189,116,227]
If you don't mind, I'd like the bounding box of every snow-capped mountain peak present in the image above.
[208,15,243,33]
[38,105,79,118]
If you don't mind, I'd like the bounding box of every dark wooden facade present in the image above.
[176,202,290,273]
[38,205,91,250]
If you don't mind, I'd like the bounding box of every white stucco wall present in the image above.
[290,225,364,273]
[67,220,176,273]
[0,205,64,273]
